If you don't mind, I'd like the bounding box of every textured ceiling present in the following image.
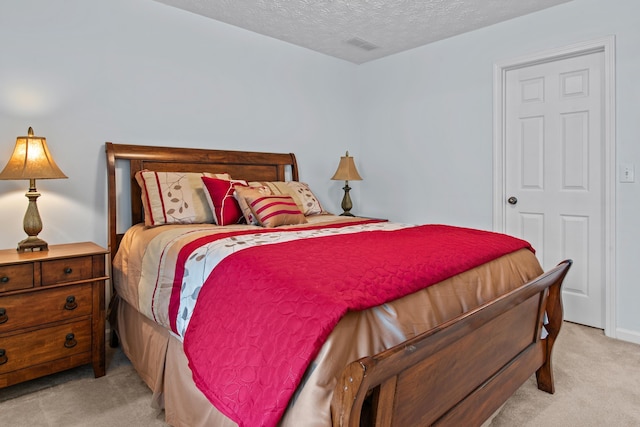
[154,0,573,64]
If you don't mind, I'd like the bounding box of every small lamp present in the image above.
[331,151,362,216]
[0,127,67,252]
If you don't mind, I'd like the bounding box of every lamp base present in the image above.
[17,180,49,252]
[17,236,49,252]
[339,181,356,217]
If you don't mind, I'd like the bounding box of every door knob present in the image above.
[507,196,518,205]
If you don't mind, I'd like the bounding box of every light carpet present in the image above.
[1,321,639,426]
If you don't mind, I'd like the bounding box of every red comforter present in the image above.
[182,224,532,427]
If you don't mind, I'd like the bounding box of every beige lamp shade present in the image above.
[0,127,67,180]
[331,151,362,182]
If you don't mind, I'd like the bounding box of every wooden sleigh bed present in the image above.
[105,142,571,427]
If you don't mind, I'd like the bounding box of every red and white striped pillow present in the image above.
[234,186,307,228]
[246,181,325,216]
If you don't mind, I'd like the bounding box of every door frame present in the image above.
[492,36,616,337]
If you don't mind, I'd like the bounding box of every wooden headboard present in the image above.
[105,142,298,261]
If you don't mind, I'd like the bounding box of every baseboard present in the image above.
[615,327,640,345]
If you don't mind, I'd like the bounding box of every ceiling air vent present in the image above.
[345,37,379,51]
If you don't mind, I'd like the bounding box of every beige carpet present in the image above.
[1,321,639,426]
[0,342,167,427]
[490,321,640,426]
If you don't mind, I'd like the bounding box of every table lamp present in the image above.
[0,127,67,252]
[331,151,362,216]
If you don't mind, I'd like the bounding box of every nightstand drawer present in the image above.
[0,284,92,333]
[41,256,93,286]
[0,319,92,375]
[0,263,33,293]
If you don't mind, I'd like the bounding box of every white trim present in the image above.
[492,36,617,338]
[615,328,640,346]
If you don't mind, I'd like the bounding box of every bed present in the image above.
[105,142,571,427]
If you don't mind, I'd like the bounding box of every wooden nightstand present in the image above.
[0,242,108,388]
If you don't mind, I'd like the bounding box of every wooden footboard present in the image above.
[331,260,572,427]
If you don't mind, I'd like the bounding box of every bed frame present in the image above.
[105,142,571,427]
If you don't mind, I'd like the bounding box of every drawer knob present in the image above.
[0,349,7,365]
[0,308,7,324]
[64,333,77,348]
[0,276,8,283]
[64,296,78,311]
[64,267,73,275]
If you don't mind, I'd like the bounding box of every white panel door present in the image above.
[505,52,604,328]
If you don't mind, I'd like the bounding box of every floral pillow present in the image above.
[246,181,325,216]
[135,170,230,226]
[235,187,307,228]
[201,176,249,226]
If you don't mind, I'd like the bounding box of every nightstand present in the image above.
[355,216,388,222]
[0,242,108,388]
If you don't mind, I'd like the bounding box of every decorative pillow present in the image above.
[246,181,325,216]
[135,170,230,226]
[238,189,308,228]
[201,177,249,226]
[234,186,273,225]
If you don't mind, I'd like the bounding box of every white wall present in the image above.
[357,0,640,341]
[0,0,357,250]
[1,0,639,342]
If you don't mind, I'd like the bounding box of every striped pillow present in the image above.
[247,181,325,216]
[236,187,307,227]
[234,186,271,225]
